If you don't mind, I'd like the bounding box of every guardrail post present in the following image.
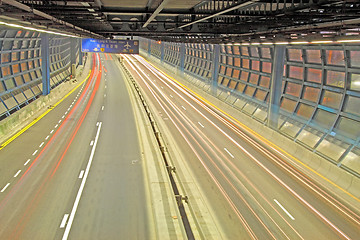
[41,33,50,95]
[211,44,220,94]
[267,45,286,129]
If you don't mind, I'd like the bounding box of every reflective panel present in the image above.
[297,103,314,119]
[262,62,272,73]
[350,73,360,91]
[254,89,267,101]
[240,71,249,81]
[249,73,259,85]
[241,47,249,56]
[261,48,271,58]
[326,70,345,88]
[242,59,250,69]
[313,109,336,128]
[307,68,322,83]
[259,76,270,88]
[326,50,345,66]
[251,60,260,71]
[281,97,297,112]
[335,117,360,140]
[245,86,256,97]
[285,82,302,97]
[288,48,303,62]
[288,66,303,80]
[344,96,360,116]
[350,51,360,68]
[306,49,322,64]
[303,86,320,102]
[322,90,342,109]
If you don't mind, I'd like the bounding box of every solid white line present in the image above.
[274,199,295,220]
[101,106,104,111]
[181,106,186,110]
[224,148,234,158]
[78,170,84,179]
[1,183,10,193]
[45,135,50,140]
[60,214,69,228]
[55,124,59,128]
[24,159,31,166]
[198,122,205,128]
[14,170,21,178]
[62,122,103,240]
[50,130,54,134]
[39,142,44,148]
[90,140,94,146]
[32,150,38,156]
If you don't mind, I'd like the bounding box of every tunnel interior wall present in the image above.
[140,38,360,176]
[0,29,79,121]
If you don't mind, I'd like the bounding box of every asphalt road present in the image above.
[0,53,151,240]
[123,54,360,240]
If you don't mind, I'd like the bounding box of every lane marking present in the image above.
[170,94,173,98]
[105,85,107,89]
[45,135,50,140]
[50,130,54,134]
[14,170,21,178]
[160,86,163,89]
[1,183,10,193]
[96,122,99,127]
[224,148,235,158]
[62,115,65,119]
[78,170,85,179]
[198,122,205,128]
[55,124,59,128]
[65,111,68,115]
[90,140,94,146]
[60,214,69,228]
[104,94,106,98]
[101,106,104,111]
[58,120,62,124]
[24,159,30,166]
[274,199,295,220]
[181,106,186,110]
[39,142,44,148]
[62,122,103,240]
[32,150,38,156]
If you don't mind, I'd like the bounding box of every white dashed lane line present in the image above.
[78,170,84,179]
[24,159,30,166]
[60,214,69,228]
[1,183,10,193]
[90,140,94,146]
[14,170,21,178]
[101,106,104,111]
[170,95,173,98]
[198,122,205,128]
[55,124,59,128]
[58,120,62,124]
[181,106,186,110]
[50,130,54,134]
[39,142,44,148]
[45,135,50,140]
[32,150,38,156]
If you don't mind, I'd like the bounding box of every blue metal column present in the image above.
[41,33,50,95]
[160,41,165,63]
[267,45,286,129]
[211,44,220,94]
[78,38,83,65]
[70,38,77,78]
[148,39,151,57]
[179,43,185,72]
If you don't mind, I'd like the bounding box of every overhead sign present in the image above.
[81,39,139,54]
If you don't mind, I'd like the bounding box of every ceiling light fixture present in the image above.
[0,21,78,38]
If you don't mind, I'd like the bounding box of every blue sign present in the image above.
[81,39,139,54]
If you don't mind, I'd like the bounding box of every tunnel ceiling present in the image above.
[0,0,360,43]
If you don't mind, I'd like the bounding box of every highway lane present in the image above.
[66,53,153,239]
[123,54,360,239]
[0,53,152,239]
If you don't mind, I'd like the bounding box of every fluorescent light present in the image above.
[251,42,260,45]
[262,42,273,45]
[311,40,333,44]
[290,41,309,44]
[233,43,241,46]
[275,42,289,45]
[0,21,77,38]
[241,43,250,45]
[337,39,360,43]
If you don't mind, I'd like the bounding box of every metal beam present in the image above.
[178,0,259,29]
[142,0,171,28]
[41,33,50,96]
